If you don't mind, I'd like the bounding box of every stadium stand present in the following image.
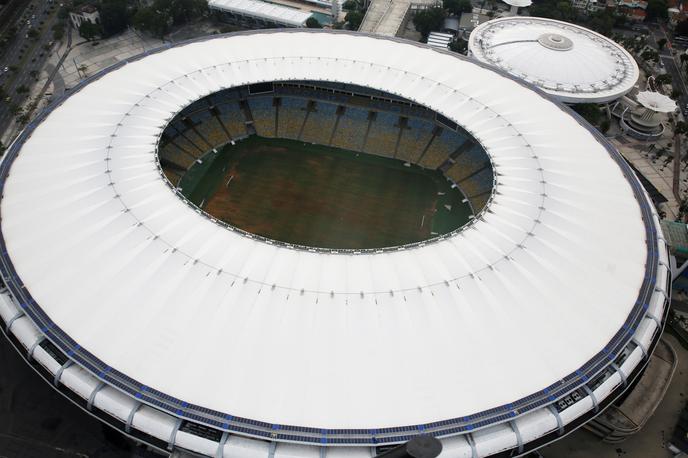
[300,101,338,145]
[277,97,307,139]
[248,97,276,137]
[216,102,248,139]
[330,106,369,151]
[419,128,465,169]
[363,111,401,158]
[396,117,434,163]
[156,84,494,213]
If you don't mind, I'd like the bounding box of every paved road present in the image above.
[0,0,62,140]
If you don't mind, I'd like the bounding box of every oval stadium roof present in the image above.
[468,17,639,103]
[0,30,668,454]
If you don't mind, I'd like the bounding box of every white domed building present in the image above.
[467,17,639,105]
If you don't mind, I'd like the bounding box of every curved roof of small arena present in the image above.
[0,30,654,441]
[468,17,639,103]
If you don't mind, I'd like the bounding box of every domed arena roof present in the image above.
[0,30,669,457]
[468,17,639,104]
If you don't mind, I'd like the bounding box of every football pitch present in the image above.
[179,136,472,249]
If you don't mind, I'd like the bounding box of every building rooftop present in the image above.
[468,17,640,103]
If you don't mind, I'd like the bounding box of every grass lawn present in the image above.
[179,136,472,249]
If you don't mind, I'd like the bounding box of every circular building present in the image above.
[621,90,676,140]
[0,30,669,457]
[467,17,639,104]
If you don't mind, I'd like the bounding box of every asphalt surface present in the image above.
[0,333,153,458]
[0,0,63,140]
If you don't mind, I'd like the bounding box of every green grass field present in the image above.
[179,136,472,249]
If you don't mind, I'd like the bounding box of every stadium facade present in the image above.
[0,30,670,457]
[467,17,640,104]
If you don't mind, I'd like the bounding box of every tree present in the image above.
[413,7,446,39]
[572,103,602,126]
[79,21,101,40]
[656,73,673,86]
[345,10,364,30]
[672,88,682,99]
[29,69,38,80]
[26,28,39,39]
[646,0,668,21]
[134,7,170,38]
[658,37,667,50]
[529,0,576,22]
[677,19,688,37]
[681,53,688,67]
[342,0,358,10]
[449,38,467,53]
[100,0,130,37]
[443,0,471,16]
[306,17,322,28]
[16,85,29,94]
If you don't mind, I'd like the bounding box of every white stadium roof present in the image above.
[0,31,669,455]
[468,17,639,104]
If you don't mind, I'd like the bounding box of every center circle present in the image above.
[537,33,574,51]
[158,81,494,250]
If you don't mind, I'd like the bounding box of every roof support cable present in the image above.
[548,405,564,436]
[509,420,524,455]
[53,359,73,387]
[87,382,106,411]
[125,401,142,433]
[654,286,669,302]
[4,310,23,332]
[27,335,44,361]
[466,432,478,458]
[631,336,648,358]
[167,417,183,451]
[215,431,229,458]
[582,384,599,413]
[647,313,661,328]
[610,362,627,388]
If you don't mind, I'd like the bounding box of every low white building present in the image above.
[69,4,100,29]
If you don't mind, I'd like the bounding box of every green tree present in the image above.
[656,73,673,85]
[658,37,667,50]
[646,0,668,21]
[677,19,688,36]
[443,0,471,16]
[345,10,364,30]
[449,38,467,53]
[413,7,446,39]
[134,7,170,38]
[342,0,358,10]
[16,85,29,94]
[100,0,130,37]
[572,103,602,126]
[306,17,322,28]
[530,0,576,22]
[79,21,101,40]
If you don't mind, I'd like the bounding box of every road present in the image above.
[0,0,63,142]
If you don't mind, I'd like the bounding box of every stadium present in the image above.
[0,30,671,457]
